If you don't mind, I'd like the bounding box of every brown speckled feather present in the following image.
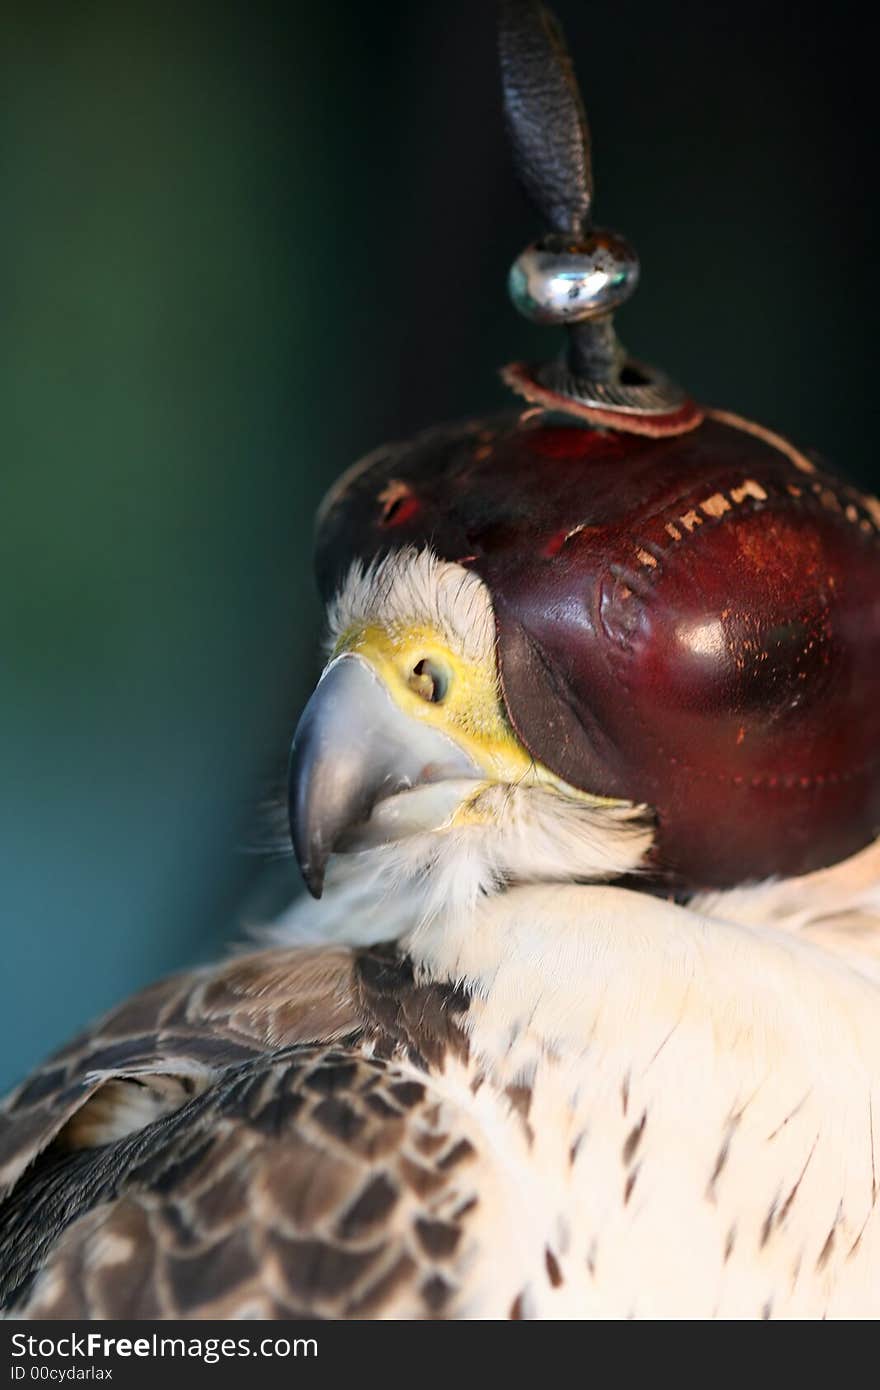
[0,948,361,1199]
[0,947,478,1319]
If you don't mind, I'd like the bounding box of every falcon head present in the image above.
[289,546,652,920]
[286,409,880,920]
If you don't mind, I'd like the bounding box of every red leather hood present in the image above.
[315,409,880,886]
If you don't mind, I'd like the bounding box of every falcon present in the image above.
[2,0,879,1320]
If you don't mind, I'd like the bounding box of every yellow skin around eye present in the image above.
[334,622,535,784]
[333,623,616,809]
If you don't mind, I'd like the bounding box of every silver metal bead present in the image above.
[508,230,640,326]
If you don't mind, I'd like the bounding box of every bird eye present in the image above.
[408,657,449,703]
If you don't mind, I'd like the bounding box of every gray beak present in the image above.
[288,654,478,897]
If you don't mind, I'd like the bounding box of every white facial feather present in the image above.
[324,546,496,664]
[269,781,654,949]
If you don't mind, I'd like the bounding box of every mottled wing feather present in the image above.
[0,948,361,1200]
[3,1046,482,1319]
[0,947,483,1319]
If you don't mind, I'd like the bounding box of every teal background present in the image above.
[1,0,876,1091]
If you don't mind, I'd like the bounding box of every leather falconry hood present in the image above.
[314,0,880,888]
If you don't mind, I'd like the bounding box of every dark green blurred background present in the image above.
[1,0,876,1090]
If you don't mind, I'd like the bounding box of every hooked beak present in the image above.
[288,654,478,897]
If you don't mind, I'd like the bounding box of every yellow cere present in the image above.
[332,622,615,808]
